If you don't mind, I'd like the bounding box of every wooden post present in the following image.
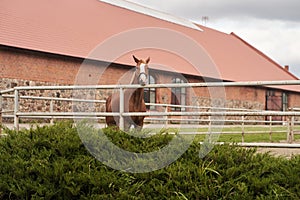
[291,116,295,142]
[207,114,213,143]
[269,116,272,142]
[164,105,168,127]
[0,94,2,135]
[286,116,290,143]
[119,87,125,131]
[14,89,19,131]
[241,116,245,143]
[287,116,293,144]
[50,99,54,124]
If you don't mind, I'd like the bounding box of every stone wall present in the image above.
[0,77,111,122]
[191,96,265,124]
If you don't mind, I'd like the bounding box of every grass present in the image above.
[147,125,300,143]
[195,133,299,143]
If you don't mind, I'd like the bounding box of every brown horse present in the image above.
[105,55,150,131]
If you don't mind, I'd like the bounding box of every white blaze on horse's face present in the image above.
[138,63,148,86]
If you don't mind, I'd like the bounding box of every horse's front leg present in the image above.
[122,118,131,132]
[134,117,144,132]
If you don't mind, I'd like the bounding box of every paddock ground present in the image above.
[256,146,300,158]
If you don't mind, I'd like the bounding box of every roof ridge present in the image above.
[195,23,229,35]
[99,0,202,31]
[230,32,299,80]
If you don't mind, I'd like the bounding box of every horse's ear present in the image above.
[146,57,150,64]
[133,55,139,64]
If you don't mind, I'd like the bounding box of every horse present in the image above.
[105,55,150,131]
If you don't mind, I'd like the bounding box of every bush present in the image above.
[0,122,299,199]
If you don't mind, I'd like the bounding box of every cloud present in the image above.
[127,0,300,77]
[129,0,300,22]
[192,0,299,22]
[209,18,300,74]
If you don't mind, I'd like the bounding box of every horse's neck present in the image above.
[129,72,144,104]
[130,71,138,84]
[131,80,144,102]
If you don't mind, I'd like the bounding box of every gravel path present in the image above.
[256,147,300,159]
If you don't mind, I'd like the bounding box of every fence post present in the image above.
[291,116,295,142]
[50,99,54,124]
[119,87,125,131]
[269,116,272,142]
[241,115,245,143]
[164,105,168,126]
[286,116,294,144]
[287,116,295,143]
[14,89,19,131]
[207,114,213,143]
[0,93,2,134]
[286,116,290,143]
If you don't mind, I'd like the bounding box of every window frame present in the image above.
[171,77,186,111]
[144,74,156,110]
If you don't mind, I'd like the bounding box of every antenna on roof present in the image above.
[202,16,209,26]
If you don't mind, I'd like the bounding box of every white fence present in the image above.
[1,80,300,145]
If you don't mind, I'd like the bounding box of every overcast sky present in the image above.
[127,0,300,78]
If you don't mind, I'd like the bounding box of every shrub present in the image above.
[0,122,299,199]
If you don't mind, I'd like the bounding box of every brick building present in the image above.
[1,0,300,117]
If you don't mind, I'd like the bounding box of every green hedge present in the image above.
[0,122,300,199]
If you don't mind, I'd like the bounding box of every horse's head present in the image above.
[133,55,150,86]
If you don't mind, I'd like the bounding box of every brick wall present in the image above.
[0,46,134,86]
[0,47,79,84]
[289,93,300,110]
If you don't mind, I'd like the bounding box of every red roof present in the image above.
[1,0,299,91]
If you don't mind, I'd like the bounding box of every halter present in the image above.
[138,63,148,84]
[138,63,147,79]
[130,63,148,85]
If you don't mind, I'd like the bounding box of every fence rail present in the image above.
[1,80,300,145]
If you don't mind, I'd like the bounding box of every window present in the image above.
[144,75,156,110]
[171,77,186,111]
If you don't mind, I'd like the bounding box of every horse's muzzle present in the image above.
[139,73,147,86]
